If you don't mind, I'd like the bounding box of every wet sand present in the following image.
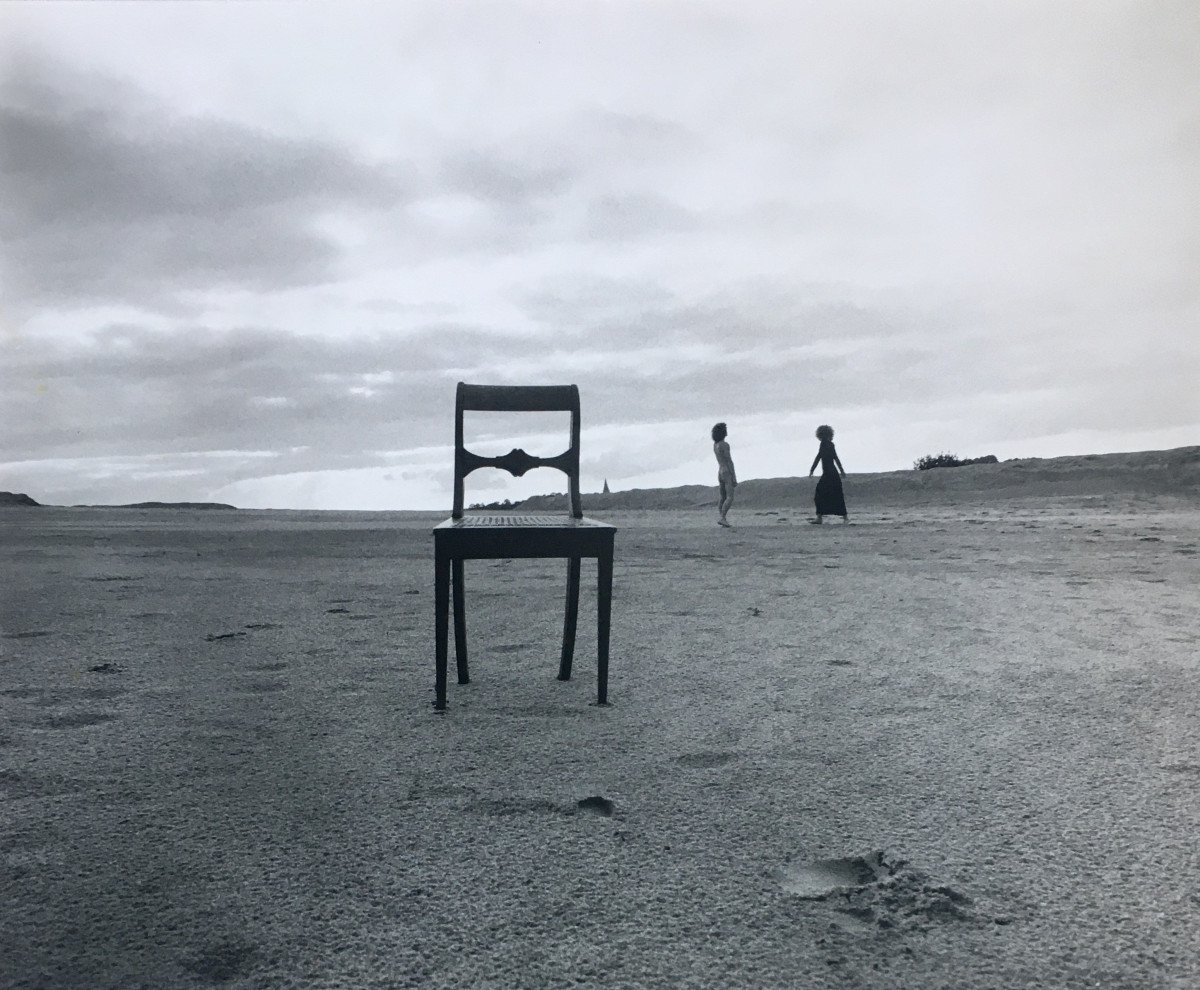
[2,500,1199,988]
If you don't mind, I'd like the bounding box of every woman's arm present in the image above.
[833,447,845,476]
[809,449,821,476]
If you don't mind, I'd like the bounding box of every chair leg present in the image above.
[597,549,613,705]
[452,558,469,684]
[434,551,450,709]
[558,556,581,680]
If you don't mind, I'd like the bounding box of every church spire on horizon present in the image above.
[602,478,610,494]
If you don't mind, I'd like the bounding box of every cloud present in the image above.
[437,149,573,207]
[0,56,406,311]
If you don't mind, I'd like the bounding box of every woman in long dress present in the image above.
[808,424,848,524]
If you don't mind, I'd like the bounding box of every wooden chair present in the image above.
[433,383,616,710]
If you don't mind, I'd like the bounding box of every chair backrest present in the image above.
[453,383,582,519]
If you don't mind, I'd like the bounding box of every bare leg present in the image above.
[718,478,735,526]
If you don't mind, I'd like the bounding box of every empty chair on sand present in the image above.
[432,383,617,710]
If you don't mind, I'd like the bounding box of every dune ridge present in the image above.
[518,445,1200,511]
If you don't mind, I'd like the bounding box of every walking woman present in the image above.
[808,424,848,524]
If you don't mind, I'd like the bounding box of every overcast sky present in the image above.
[2,1,1197,509]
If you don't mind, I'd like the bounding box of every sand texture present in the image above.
[2,497,1200,988]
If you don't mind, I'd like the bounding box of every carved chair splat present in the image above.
[433,383,616,709]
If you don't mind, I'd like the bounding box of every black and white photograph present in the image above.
[2,2,1198,987]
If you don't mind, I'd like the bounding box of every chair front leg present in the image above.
[596,548,613,705]
[434,549,450,709]
[452,558,469,684]
[558,556,581,681]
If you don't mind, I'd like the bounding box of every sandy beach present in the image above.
[2,493,1199,988]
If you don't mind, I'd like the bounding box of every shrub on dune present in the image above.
[914,453,998,470]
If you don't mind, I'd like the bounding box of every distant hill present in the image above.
[2,490,240,510]
[517,446,1200,512]
[0,491,40,507]
[82,502,238,510]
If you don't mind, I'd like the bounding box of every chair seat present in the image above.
[435,514,615,530]
[434,513,615,562]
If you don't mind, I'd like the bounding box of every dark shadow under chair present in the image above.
[432,383,616,710]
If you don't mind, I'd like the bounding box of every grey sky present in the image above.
[2,1,1197,509]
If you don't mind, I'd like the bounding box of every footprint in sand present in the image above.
[88,662,125,674]
[80,686,125,700]
[31,687,123,706]
[239,680,288,694]
[244,623,282,631]
[0,768,83,799]
[676,751,738,769]
[826,658,853,667]
[2,630,52,640]
[33,711,119,730]
[576,795,615,817]
[470,797,563,817]
[205,631,247,642]
[326,607,351,614]
[780,851,976,928]
[466,795,617,818]
[181,940,260,983]
[408,780,478,801]
[780,852,890,898]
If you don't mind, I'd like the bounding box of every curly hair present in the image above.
[815,424,834,442]
[711,422,727,443]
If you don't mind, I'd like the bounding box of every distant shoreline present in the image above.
[0,494,237,510]
[72,502,239,511]
[3,444,1197,513]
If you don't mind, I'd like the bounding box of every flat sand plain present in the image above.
[2,498,1199,989]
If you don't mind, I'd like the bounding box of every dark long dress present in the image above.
[814,440,847,516]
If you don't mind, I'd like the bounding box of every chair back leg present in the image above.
[452,558,469,684]
[558,556,582,680]
[434,551,450,709]
[597,549,613,705]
